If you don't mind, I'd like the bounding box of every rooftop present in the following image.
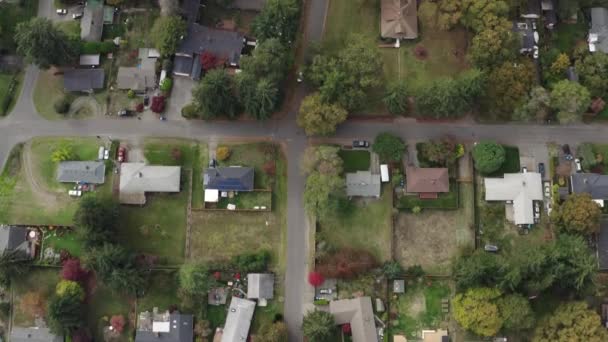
[485,172,543,225]
[177,23,245,66]
[204,167,254,192]
[329,297,378,342]
[380,0,418,39]
[570,173,608,200]
[221,297,256,342]
[0,225,30,258]
[56,161,106,184]
[119,163,181,205]
[135,310,193,342]
[590,7,608,53]
[116,66,156,91]
[63,69,105,92]
[247,273,274,300]
[598,219,608,270]
[405,167,449,195]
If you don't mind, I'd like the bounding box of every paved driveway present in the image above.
[165,77,195,121]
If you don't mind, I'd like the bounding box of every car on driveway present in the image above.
[56,9,68,15]
[117,147,127,162]
[72,12,83,19]
[543,181,551,198]
[563,144,573,160]
[538,163,545,177]
[104,149,109,160]
[575,158,582,172]
[484,244,499,252]
[352,140,369,148]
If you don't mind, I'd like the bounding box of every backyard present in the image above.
[317,184,393,261]
[12,269,60,327]
[394,183,474,274]
[86,284,132,342]
[338,149,371,173]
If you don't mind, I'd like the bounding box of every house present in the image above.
[598,219,608,270]
[221,297,256,342]
[204,167,254,192]
[484,172,543,225]
[346,171,381,198]
[513,21,537,55]
[135,309,193,342]
[57,161,106,184]
[81,0,104,42]
[174,24,246,79]
[329,297,378,342]
[103,5,115,25]
[119,163,181,205]
[10,327,63,342]
[79,54,100,66]
[229,0,267,11]
[541,0,557,29]
[380,0,418,40]
[0,225,35,259]
[63,69,105,93]
[247,273,274,301]
[589,7,608,53]
[521,0,541,19]
[117,67,156,92]
[405,167,449,199]
[570,173,608,205]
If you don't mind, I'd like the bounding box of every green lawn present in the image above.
[86,284,132,342]
[552,20,587,54]
[12,269,60,327]
[339,150,371,172]
[216,190,272,210]
[397,180,459,209]
[492,146,521,176]
[33,70,67,120]
[138,271,181,312]
[318,184,393,261]
[42,228,84,257]
[0,1,38,52]
[56,20,81,38]
[216,143,277,189]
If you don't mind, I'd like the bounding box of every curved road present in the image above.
[5,1,608,341]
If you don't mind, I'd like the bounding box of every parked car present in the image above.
[352,140,369,148]
[319,288,333,295]
[118,109,133,117]
[56,9,68,15]
[117,147,126,162]
[208,158,217,168]
[563,144,573,160]
[522,166,528,173]
[104,149,109,160]
[72,12,83,19]
[68,190,82,197]
[98,146,105,160]
[538,163,545,177]
[484,244,499,252]
[575,158,582,172]
[543,182,551,197]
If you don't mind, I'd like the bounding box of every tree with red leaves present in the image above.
[110,315,126,333]
[342,323,352,334]
[61,258,87,282]
[316,248,377,279]
[200,51,218,71]
[151,96,165,113]
[308,271,324,287]
[213,271,221,280]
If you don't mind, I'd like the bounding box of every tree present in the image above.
[51,143,77,163]
[437,0,462,30]
[252,0,300,44]
[0,250,31,286]
[56,280,85,301]
[150,16,186,56]
[372,133,406,162]
[150,96,165,113]
[514,87,552,123]
[297,93,348,136]
[110,315,126,333]
[309,35,383,111]
[302,310,335,342]
[192,69,237,119]
[469,24,517,69]
[382,260,404,279]
[47,293,84,334]
[418,139,463,167]
[483,61,536,120]
[216,146,231,161]
[416,69,485,118]
[453,250,504,290]
[308,271,325,287]
[472,141,505,174]
[301,145,343,175]
[316,248,377,279]
[577,143,598,171]
[73,197,119,247]
[533,302,608,342]
[257,321,288,342]
[303,171,345,219]
[453,287,503,337]
[61,258,87,282]
[83,244,144,294]
[497,294,535,330]
[15,18,78,68]
[550,53,570,79]
[231,250,271,273]
[383,81,409,115]
[550,80,591,124]
[179,262,213,297]
[239,38,291,85]
[461,0,509,32]
[54,96,72,115]
[239,77,278,120]
[552,193,601,235]
[575,44,608,98]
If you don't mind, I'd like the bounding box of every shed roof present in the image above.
[221,297,256,342]
[177,24,245,66]
[81,0,104,42]
[135,311,193,342]
[204,167,254,192]
[103,5,115,24]
[79,54,100,66]
[0,225,29,257]
[380,0,418,39]
[570,173,608,199]
[247,273,274,299]
[64,69,105,92]
[346,171,381,197]
[485,172,543,225]
[116,67,156,91]
[11,327,63,342]
[119,163,181,205]
[329,297,378,342]
[405,167,449,194]
[393,279,405,293]
[57,161,106,184]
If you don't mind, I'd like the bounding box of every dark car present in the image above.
[538,163,545,177]
[352,140,369,148]
[562,144,573,160]
[117,109,133,117]
[143,95,150,106]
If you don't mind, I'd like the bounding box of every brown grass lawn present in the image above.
[12,269,60,327]
[393,183,474,274]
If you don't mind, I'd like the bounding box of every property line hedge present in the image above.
[1,74,18,116]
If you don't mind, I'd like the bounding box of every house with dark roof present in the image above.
[204,167,254,192]
[174,24,246,80]
[405,167,449,199]
[81,0,104,42]
[513,20,537,55]
[10,326,63,342]
[0,225,34,259]
[380,0,418,40]
[570,173,608,205]
[598,220,608,270]
[63,69,105,93]
[57,161,106,184]
[135,309,193,342]
[230,0,267,11]
[247,273,274,300]
[521,0,541,18]
[181,0,202,23]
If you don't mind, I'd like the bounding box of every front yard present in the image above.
[338,149,371,173]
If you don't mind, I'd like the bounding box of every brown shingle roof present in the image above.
[406,167,449,193]
[381,0,418,39]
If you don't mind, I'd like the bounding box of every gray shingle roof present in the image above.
[380,0,418,39]
[571,173,608,199]
[116,67,156,91]
[135,311,193,342]
[346,171,381,197]
[329,297,378,342]
[64,69,105,92]
[56,161,106,184]
[204,167,254,192]
[222,297,256,342]
[247,273,274,299]
[11,327,63,342]
[485,172,543,225]
[0,225,29,257]
[119,163,181,205]
[177,24,245,66]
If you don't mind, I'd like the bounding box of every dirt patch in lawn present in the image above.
[22,142,62,210]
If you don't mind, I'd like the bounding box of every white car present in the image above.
[72,13,83,20]
[575,158,582,172]
[98,146,105,160]
[104,149,109,160]
[68,190,82,197]
[56,9,67,15]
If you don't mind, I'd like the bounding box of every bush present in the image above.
[54,96,72,114]
[216,146,231,161]
[160,78,173,92]
[231,250,271,273]
[181,103,198,118]
[162,59,173,73]
[472,141,506,174]
[81,41,115,54]
[263,160,276,175]
[127,89,135,99]
[313,299,329,305]
[151,96,165,113]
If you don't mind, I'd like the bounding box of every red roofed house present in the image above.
[405,167,449,199]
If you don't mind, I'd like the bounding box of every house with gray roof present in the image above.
[346,171,381,198]
[571,173,608,205]
[380,0,418,40]
[0,225,32,259]
[10,327,63,342]
[81,0,104,42]
[220,297,256,342]
[485,172,543,225]
[247,273,274,300]
[119,163,181,205]
[174,24,245,79]
[64,69,105,93]
[57,161,106,184]
[117,66,156,92]
[135,309,193,342]
[589,7,608,53]
[329,297,378,342]
[204,167,254,192]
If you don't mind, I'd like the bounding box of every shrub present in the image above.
[160,78,173,92]
[216,146,231,161]
[472,141,506,174]
[127,90,135,99]
[231,250,271,273]
[80,41,115,54]
[150,96,165,113]
[136,103,144,112]
[313,299,329,305]
[54,96,72,114]
[181,103,198,118]
[308,271,325,286]
[110,315,126,333]
[263,160,276,175]
[61,258,87,282]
